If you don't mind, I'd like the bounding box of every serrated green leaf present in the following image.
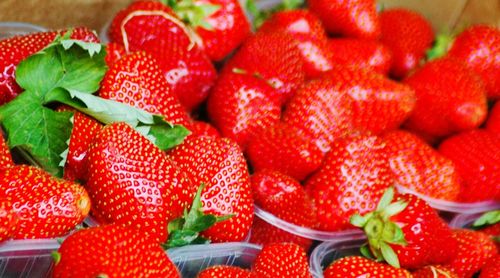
[473,210,500,227]
[61,39,102,57]
[380,242,400,268]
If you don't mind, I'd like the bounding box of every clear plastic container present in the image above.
[254,205,365,242]
[309,239,365,278]
[449,213,483,229]
[0,22,46,39]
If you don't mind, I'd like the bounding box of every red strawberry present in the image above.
[0,27,99,105]
[259,10,335,79]
[444,230,498,278]
[100,51,190,126]
[188,120,220,138]
[85,122,194,243]
[109,0,217,111]
[246,123,324,181]
[383,130,461,201]
[197,265,253,278]
[305,134,393,231]
[0,133,13,171]
[486,102,500,133]
[0,165,90,239]
[479,255,500,278]
[448,25,500,98]
[328,39,393,75]
[324,256,412,278]
[250,170,315,250]
[282,76,355,153]
[104,42,126,67]
[0,199,18,242]
[224,31,305,105]
[352,189,458,269]
[250,218,313,251]
[56,106,102,182]
[308,0,380,39]
[412,265,459,278]
[380,9,434,78]
[52,224,180,278]
[252,243,311,278]
[168,136,253,243]
[438,130,500,202]
[404,58,488,138]
[207,71,280,149]
[324,67,416,135]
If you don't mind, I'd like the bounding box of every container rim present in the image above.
[309,238,366,278]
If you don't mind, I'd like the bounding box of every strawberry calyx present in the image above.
[426,33,454,60]
[350,188,409,268]
[473,210,500,228]
[163,183,233,249]
[52,251,62,265]
[247,0,305,29]
[162,0,221,31]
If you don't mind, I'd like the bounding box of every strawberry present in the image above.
[282,76,355,153]
[305,134,393,231]
[52,224,180,278]
[168,135,253,243]
[85,122,194,242]
[0,199,18,242]
[404,58,488,138]
[308,0,380,39]
[259,10,335,79]
[412,265,459,278]
[197,265,253,278]
[250,218,313,251]
[246,123,324,181]
[224,31,305,105]
[104,42,126,67]
[207,71,280,149]
[486,101,500,133]
[444,229,498,278]
[0,165,90,239]
[188,120,220,138]
[438,130,500,202]
[0,133,13,170]
[323,256,412,278]
[383,130,461,201]
[252,243,311,278]
[109,0,217,111]
[472,210,500,249]
[324,67,416,135]
[448,25,500,98]
[56,106,102,182]
[380,9,434,78]
[0,27,99,105]
[351,189,458,269]
[479,255,500,278]
[250,170,315,250]
[100,51,190,126]
[328,39,393,75]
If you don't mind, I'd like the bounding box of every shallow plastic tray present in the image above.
[0,22,46,39]
[449,213,483,229]
[309,239,365,278]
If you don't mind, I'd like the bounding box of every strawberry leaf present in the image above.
[380,242,400,268]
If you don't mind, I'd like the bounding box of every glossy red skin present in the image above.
[104,42,126,67]
[412,266,459,278]
[252,243,311,278]
[479,255,500,278]
[383,130,460,201]
[100,51,190,126]
[0,133,13,171]
[404,58,488,138]
[305,135,393,232]
[445,230,498,278]
[486,101,500,133]
[109,0,217,111]
[0,165,90,239]
[0,27,99,105]
[438,130,500,202]
[56,107,102,182]
[0,199,18,243]
[86,123,194,243]
[207,72,280,149]
[328,39,393,75]
[448,25,500,98]
[168,136,253,243]
[249,217,312,251]
[53,224,180,278]
[246,124,324,181]
[324,256,412,278]
[224,32,305,105]
[389,194,458,269]
[308,0,380,39]
[259,10,334,79]
[187,120,220,138]
[282,76,355,153]
[480,223,500,248]
[194,0,251,61]
[324,67,416,135]
[197,265,253,278]
[380,9,434,79]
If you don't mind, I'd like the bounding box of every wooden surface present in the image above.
[0,0,498,32]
